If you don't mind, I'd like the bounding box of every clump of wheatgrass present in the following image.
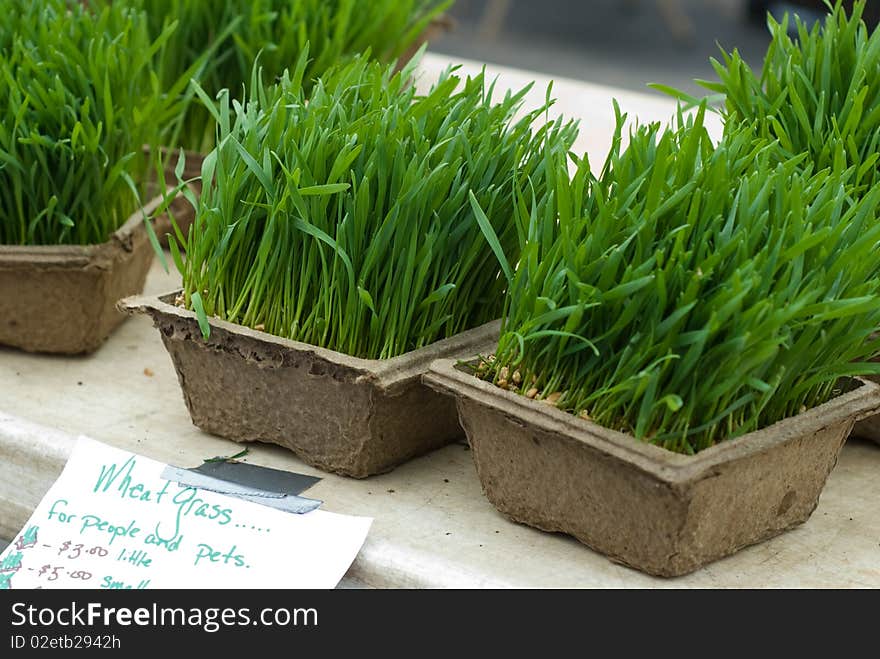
[692,0,880,194]
[0,0,172,246]
[120,0,453,152]
[475,104,880,454]
[170,50,578,360]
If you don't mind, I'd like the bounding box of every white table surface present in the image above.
[2,53,879,588]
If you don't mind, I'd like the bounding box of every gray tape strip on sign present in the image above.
[161,466,323,515]
[192,460,320,495]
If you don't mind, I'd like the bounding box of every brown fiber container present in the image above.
[424,359,880,577]
[0,197,161,355]
[851,372,880,444]
[121,291,499,478]
[853,417,880,443]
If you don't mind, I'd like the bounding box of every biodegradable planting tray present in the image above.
[851,372,880,445]
[853,416,880,443]
[122,291,500,478]
[424,359,880,577]
[0,197,161,354]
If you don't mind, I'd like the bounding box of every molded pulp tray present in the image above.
[0,197,161,354]
[424,358,880,577]
[122,291,499,478]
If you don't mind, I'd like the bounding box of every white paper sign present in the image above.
[0,437,371,589]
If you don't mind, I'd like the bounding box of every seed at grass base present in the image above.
[525,388,538,399]
[542,392,562,406]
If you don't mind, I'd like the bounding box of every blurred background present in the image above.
[431,1,880,95]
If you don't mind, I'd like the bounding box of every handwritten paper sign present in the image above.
[0,437,371,589]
